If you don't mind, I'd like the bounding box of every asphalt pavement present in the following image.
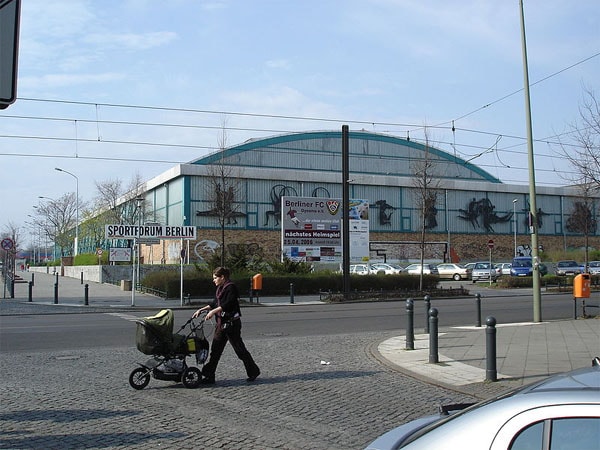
[2,270,599,393]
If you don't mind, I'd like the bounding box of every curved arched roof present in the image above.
[191,130,502,183]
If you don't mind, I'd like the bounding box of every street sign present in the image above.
[487,239,494,249]
[0,0,21,109]
[1,237,14,251]
[105,224,197,240]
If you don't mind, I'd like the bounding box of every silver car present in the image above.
[471,262,499,283]
[403,264,439,276]
[365,362,600,450]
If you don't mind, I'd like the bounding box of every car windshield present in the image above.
[513,260,532,268]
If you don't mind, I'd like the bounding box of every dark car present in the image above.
[555,260,582,276]
[364,362,600,450]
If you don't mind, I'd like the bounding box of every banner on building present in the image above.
[281,196,369,263]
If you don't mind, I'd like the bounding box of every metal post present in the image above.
[249,278,253,303]
[290,282,295,304]
[84,283,89,306]
[573,297,577,320]
[406,298,414,350]
[428,308,439,363]
[54,282,58,304]
[31,272,35,287]
[485,316,497,382]
[10,278,14,298]
[81,271,83,284]
[28,281,33,302]
[476,293,482,327]
[424,295,431,333]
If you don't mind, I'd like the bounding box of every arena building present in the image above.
[117,130,598,266]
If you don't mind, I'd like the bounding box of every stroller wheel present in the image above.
[182,366,202,389]
[129,367,151,390]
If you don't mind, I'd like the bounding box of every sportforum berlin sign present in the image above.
[105,224,197,240]
[281,196,369,263]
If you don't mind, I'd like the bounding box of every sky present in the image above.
[1,0,599,245]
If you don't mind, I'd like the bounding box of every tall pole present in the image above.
[513,199,518,257]
[342,125,350,300]
[519,1,541,322]
[55,168,79,256]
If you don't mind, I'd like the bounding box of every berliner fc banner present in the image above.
[105,224,197,240]
[281,196,369,262]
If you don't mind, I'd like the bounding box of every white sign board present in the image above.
[109,247,131,262]
[281,196,369,263]
[105,224,197,240]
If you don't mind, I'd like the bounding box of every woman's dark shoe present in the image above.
[246,370,260,382]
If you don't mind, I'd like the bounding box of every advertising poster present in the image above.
[281,196,369,263]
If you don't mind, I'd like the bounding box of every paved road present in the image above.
[1,272,598,449]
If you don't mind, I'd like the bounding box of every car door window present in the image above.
[510,418,599,450]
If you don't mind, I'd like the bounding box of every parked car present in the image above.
[349,264,370,275]
[435,263,470,281]
[588,261,600,275]
[471,262,499,283]
[370,263,402,275]
[510,257,549,277]
[463,262,476,272]
[364,362,600,450]
[403,264,438,276]
[555,260,582,276]
[494,262,512,276]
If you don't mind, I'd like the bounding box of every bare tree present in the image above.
[412,130,441,291]
[565,180,598,270]
[199,123,245,266]
[1,221,23,273]
[559,87,600,187]
[35,193,78,257]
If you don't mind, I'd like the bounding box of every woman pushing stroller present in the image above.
[192,267,260,385]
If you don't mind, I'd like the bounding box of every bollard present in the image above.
[81,271,84,284]
[290,282,295,304]
[185,293,191,305]
[10,278,14,298]
[485,316,497,382]
[406,298,414,350]
[424,295,431,333]
[428,308,439,363]
[84,283,89,306]
[28,281,33,302]
[54,282,58,304]
[573,297,577,319]
[31,272,35,287]
[475,293,482,327]
[249,279,253,303]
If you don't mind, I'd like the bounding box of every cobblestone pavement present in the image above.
[1,327,486,450]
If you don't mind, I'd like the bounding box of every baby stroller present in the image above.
[129,309,211,390]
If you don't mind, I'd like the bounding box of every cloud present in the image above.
[20,73,126,90]
[265,59,292,70]
[84,31,178,51]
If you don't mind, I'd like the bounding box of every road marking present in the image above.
[105,312,140,322]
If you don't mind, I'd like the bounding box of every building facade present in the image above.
[122,130,598,265]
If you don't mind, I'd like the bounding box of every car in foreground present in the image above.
[403,264,438,276]
[370,263,403,275]
[364,361,600,450]
[471,262,499,283]
[435,263,470,281]
[555,260,582,276]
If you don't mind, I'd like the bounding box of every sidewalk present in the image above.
[3,271,598,394]
[377,317,599,395]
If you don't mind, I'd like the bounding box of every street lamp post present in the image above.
[513,199,518,257]
[55,168,79,256]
